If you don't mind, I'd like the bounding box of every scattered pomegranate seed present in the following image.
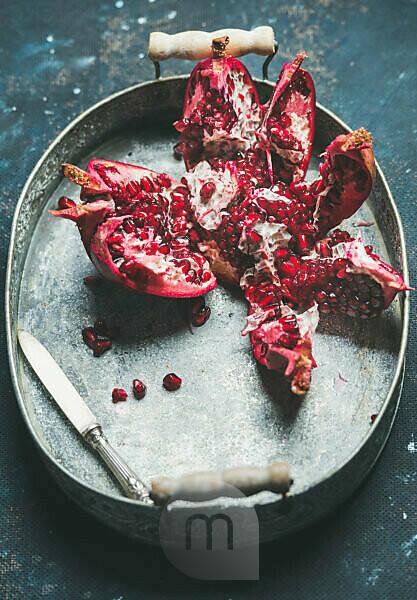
[112,388,128,403]
[163,373,182,391]
[370,414,378,424]
[82,327,96,350]
[83,275,102,288]
[94,317,109,338]
[200,181,216,202]
[191,296,205,316]
[93,339,112,357]
[192,306,211,327]
[58,196,76,210]
[132,379,146,400]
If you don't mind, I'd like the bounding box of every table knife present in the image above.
[18,330,152,503]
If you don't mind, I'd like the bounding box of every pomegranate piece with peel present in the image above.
[50,160,217,298]
[241,270,318,396]
[257,52,316,184]
[163,373,182,391]
[276,235,409,317]
[174,46,262,170]
[310,128,376,234]
[112,388,128,403]
[133,379,146,400]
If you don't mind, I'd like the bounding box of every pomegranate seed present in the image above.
[200,182,216,201]
[82,327,96,350]
[93,339,112,357]
[141,176,153,192]
[132,379,146,400]
[192,306,211,327]
[163,373,182,391]
[112,388,128,403]
[58,196,76,210]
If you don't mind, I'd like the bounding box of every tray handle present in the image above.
[148,27,277,79]
[151,462,292,504]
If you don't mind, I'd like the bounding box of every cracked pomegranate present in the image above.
[53,43,408,396]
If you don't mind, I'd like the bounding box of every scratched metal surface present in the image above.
[1,0,417,598]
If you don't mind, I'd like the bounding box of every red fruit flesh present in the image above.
[112,388,127,403]
[82,327,97,349]
[51,159,217,298]
[133,379,146,400]
[163,373,182,391]
[93,339,112,357]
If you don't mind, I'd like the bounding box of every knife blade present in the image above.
[18,330,151,502]
[18,330,98,434]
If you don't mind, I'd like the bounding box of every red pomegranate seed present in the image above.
[200,182,216,201]
[82,327,96,350]
[58,196,76,210]
[192,306,211,327]
[132,379,146,400]
[141,176,153,192]
[94,317,109,338]
[370,413,378,424]
[93,339,112,357]
[112,388,128,403]
[163,373,182,391]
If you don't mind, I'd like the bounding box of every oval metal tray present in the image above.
[6,76,410,544]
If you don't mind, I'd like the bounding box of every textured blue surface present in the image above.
[1,0,416,598]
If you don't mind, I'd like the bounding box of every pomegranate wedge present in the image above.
[258,52,316,184]
[241,270,318,396]
[311,128,375,234]
[275,233,409,317]
[174,47,261,169]
[51,159,217,298]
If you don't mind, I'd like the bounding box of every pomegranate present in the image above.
[50,160,217,298]
[53,49,409,397]
[257,52,316,184]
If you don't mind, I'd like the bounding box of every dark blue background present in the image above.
[1,1,416,597]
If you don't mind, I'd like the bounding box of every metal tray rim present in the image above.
[6,75,410,512]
